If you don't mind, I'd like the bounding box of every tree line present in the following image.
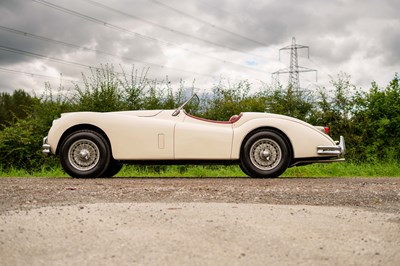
[0,65,399,171]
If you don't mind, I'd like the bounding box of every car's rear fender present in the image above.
[238,126,294,164]
[232,118,336,159]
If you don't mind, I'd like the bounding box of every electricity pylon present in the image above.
[272,37,317,90]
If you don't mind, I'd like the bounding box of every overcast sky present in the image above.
[0,0,399,95]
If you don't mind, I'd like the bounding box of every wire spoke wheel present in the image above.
[60,130,111,178]
[68,139,100,171]
[241,130,290,178]
[250,138,282,170]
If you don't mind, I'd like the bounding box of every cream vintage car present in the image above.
[42,94,345,178]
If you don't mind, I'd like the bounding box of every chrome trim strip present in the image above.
[317,136,345,156]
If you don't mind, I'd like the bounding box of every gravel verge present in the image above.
[0,177,399,265]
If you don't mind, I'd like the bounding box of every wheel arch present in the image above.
[56,124,112,157]
[239,127,294,164]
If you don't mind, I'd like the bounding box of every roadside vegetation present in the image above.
[0,65,399,177]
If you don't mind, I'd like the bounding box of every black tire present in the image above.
[240,130,290,178]
[60,130,111,178]
[239,164,251,177]
[102,162,123,177]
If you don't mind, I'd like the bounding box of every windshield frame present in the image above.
[172,93,199,116]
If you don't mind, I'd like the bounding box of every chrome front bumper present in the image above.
[42,136,51,155]
[317,136,345,156]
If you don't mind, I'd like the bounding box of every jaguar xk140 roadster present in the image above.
[42,94,345,178]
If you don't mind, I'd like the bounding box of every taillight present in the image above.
[324,127,330,134]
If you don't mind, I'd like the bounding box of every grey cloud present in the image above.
[380,28,400,66]
[0,0,399,92]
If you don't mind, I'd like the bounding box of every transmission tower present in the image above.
[272,37,317,90]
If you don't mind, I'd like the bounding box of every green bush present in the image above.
[0,89,34,129]
[203,80,267,121]
[0,118,57,171]
[351,74,400,162]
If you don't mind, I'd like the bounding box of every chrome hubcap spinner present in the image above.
[250,138,282,170]
[68,139,100,171]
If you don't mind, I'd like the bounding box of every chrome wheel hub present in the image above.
[68,139,100,171]
[250,138,282,170]
[79,149,90,160]
[260,150,271,160]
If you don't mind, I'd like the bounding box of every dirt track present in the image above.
[1,177,400,213]
[1,177,400,265]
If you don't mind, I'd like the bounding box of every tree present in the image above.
[352,73,400,161]
[264,83,314,121]
[204,80,266,121]
[0,89,34,129]
[309,73,355,139]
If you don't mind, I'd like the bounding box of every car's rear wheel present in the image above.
[60,130,111,178]
[240,130,290,178]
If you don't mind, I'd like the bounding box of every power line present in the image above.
[31,0,267,75]
[149,0,268,48]
[30,0,170,45]
[0,66,83,84]
[82,0,269,60]
[0,45,139,80]
[0,45,97,70]
[0,46,170,86]
[0,45,251,87]
[0,25,215,79]
[307,57,333,80]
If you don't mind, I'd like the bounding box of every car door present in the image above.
[174,114,234,160]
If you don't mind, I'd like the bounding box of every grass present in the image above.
[0,165,67,178]
[0,161,399,178]
[283,162,400,177]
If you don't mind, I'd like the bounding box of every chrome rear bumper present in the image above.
[317,136,345,156]
[291,137,346,167]
[42,136,51,155]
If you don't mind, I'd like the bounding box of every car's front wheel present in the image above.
[60,130,111,178]
[102,162,123,177]
[240,130,290,178]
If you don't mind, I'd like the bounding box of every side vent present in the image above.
[158,133,165,149]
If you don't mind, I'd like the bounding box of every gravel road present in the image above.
[1,177,399,265]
